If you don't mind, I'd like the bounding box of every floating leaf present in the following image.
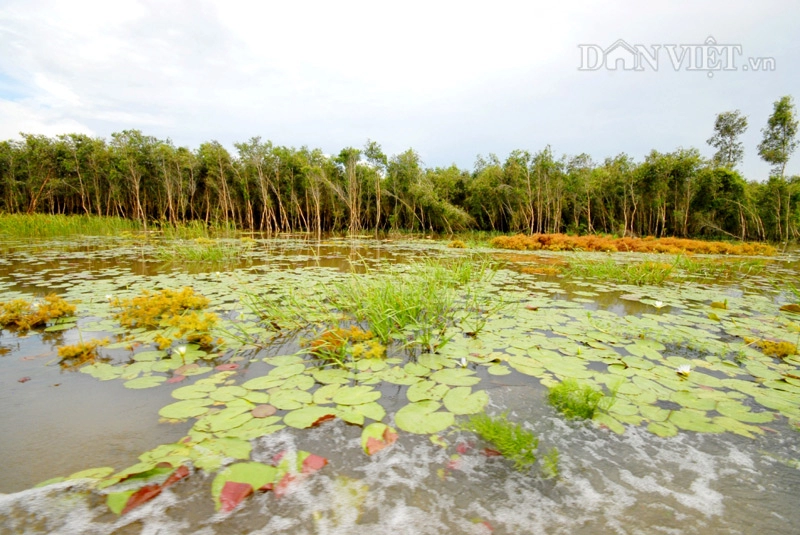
[332,386,381,406]
[269,388,313,410]
[284,406,337,429]
[429,368,481,387]
[395,401,455,434]
[779,303,800,314]
[124,375,166,389]
[159,398,215,419]
[336,402,386,425]
[407,380,449,402]
[252,404,277,418]
[211,462,278,511]
[361,423,398,455]
[171,382,215,400]
[443,387,489,415]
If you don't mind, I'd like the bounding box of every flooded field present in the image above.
[1,235,799,534]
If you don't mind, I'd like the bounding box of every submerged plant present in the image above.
[547,378,605,420]
[542,447,560,479]
[460,412,538,471]
[0,294,76,331]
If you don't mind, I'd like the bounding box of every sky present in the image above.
[0,0,798,181]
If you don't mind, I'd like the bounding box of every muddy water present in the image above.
[0,237,799,534]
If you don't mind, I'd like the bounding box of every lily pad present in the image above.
[442,387,489,415]
[395,401,455,434]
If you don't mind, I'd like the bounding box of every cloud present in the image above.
[0,0,797,179]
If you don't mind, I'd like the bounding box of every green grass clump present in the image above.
[548,378,605,419]
[564,259,674,285]
[461,412,538,471]
[330,257,489,351]
[156,238,246,262]
[0,214,141,238]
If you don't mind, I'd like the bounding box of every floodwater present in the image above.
[1,236,799,534]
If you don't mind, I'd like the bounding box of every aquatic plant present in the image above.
[58,338,109,367]
[447,239,467,248]
[676,364,692,377]
[745,337,798,358]
[542,447,560,479]
[547,379,605,420]
[0,294,76,331]
[112,287,210,329]
[0,213,141,238]
[112,287,220,348]
[490,233,776,256]
[564,259,674,285]
[460,412,538,471]
[305,326,384,365]
[156,239,244,262]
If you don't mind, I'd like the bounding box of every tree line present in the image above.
[0,95,797,241]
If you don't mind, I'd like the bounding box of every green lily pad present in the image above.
[336,401,386,425]
[395,401,455,434]
[209,385,249,403]
[332,386,382,406]
[268,389,313,410]
[171,382,216,400]
[407,380,449,402]
[429,368,480,387]
[159,398,214,419]
[124,375,166,389]
[442,387,489,415]
[284,406,337,429]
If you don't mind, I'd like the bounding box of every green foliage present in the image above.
[548,379,605,420]
[707,110,748,169]
[0,214,140,238]
[758,95,799,178]
[460,412,538,471]
[564,259,674,285]
[542,447,560,479]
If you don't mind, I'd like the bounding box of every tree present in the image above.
[707,110,747,168]
[758,95,798,178]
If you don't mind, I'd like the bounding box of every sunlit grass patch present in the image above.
[0,213,141,238]
[156,238,247,262]
[564,259,674,285]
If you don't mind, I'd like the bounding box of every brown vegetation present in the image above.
[490,234,776,256]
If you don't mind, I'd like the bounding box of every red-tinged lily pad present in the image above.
[361,423,398,455]
[17,376,31,383]
[167,375,186,384]
[302,453,328,474]
[481,448,503,457]
[162,465,190,487]
[219,481,253,513]
[780,304,800,314]
[252,404,277,418]
[215,363,240,371]
[120,484,162,515]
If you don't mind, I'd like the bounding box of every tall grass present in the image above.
[0,214,141,238]
[330,256,496,351]
[564,259,674,285]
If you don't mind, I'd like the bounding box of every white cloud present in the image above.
[0,0,797,179]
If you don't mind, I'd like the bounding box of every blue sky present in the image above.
[0,0,797,180]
